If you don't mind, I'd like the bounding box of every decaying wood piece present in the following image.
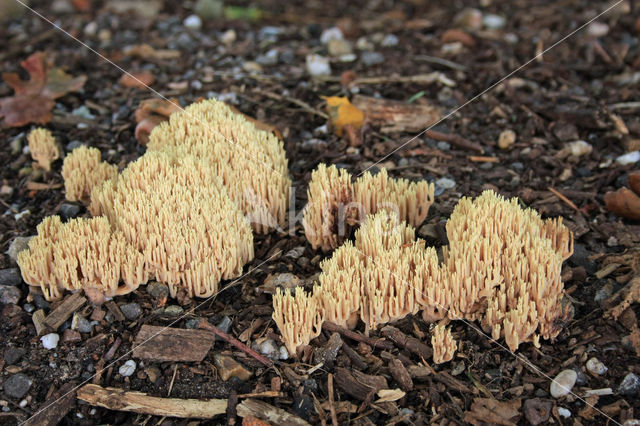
[132,325,216,362]
[23,383,76,426]
[77,384,227,418]
[43,292,86,330]
[104,300,125,322]
[333,367,388,401]
[604,187,640,221]
[381,325,433,360]
[388,359,414,391]
[236,399,311,426]
[32,309,47,335]
[352,95,441,134]
[197,318,273,367]
[323,322,395,351]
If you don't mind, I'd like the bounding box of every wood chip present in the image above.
[32,309,47,335]
[23,383,76,426]
[132,325,215,362]
[77,384,227,418]
[236,399,311,426]
[43,292,86,330]
[105,300,125,322]
[380,325,433,360]
[352,95,441,134]
[334,367,388,401]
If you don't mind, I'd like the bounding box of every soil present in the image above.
[1,0,640,425]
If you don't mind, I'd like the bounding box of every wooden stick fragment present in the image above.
[236,399,311,426]
[43,293,86,330]
[197,319,273,367]
[328,374,339,426]
[548,187,579,211]
[23,383,76,426]
[424,129,484,153]
[322,322,395,351]
[77,384,227,418]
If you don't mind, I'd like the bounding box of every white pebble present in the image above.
[435,177,456,190]
[320,27,343,44]
[184,15,202,30]
[483,14,506,30]
[41,333,59,350]
[586,357,608,376]
[119,360,137,377]
[306,54,331,77]
[616,151,640,165]
[498,129,516,149]
[551,369,577,398]
[557,407,572,418]
[587,21,609,38]
[279,346,289,360]
[565,140,593,157]
[380,34,399,47]
[221,29,236,46]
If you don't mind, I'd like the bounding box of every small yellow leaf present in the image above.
[322,96,364,137]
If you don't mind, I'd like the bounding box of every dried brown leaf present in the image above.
[604,187,640,221]
[464,398,521,426]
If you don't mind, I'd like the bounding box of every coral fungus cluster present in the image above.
[302,164,435,251]
[18,99,289,302]
[273,190,574,361]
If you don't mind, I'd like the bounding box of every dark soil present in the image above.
[1,0,640,425]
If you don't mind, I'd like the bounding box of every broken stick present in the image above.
[77,384,227,418]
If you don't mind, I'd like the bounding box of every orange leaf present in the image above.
[0,52,86,127]
[120,71,156,89]
[322,96,364,137]
[604,187,640,221]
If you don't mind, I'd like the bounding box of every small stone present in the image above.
[254,338,279,360]
[195,0,223,19]
[214,354,252,381]
[320,27,343,44]
[565,140,593,157]
[616,151,640,165]
[356,37,375,51]
[328,39,352,56]
[618,373,640,396]
[258,26,284,42]
[361,51,384,66]
[60,203,80,219]
[4,347,25,365]
[71,105,95,120]
[33,294,49,310]
[84,21,98,36]
[215,316,232,336]
[279,346,289,360]
[119,303,142,321]
[164,305,183,316]
[557,407,571,418]
[66,140,84,151]
[0,285,21,304]
[586,357,608,376]
[183,15,202,30]
[306,54,331,77]
[523,398,553,425]
[119,360,136,377]
[435,177,456,190]
[550,369,577,398]
[3,374,32,399]
[255,48,279,66]
[72,313,93,334]
[145,366,161,384]
[62,329,81,343]
[41,333,60,350]
[453,8,483,30]
[483,14,506,30]
[221,29,236,46]
[7,238,33,262]
[264,273,303,291]
[498,129,516,149]
[587,22,609,38]
[147,281,169,300]
[380,34,399,47]
[436,141,450,150]
[595,282,614,304]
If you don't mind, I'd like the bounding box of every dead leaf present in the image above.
[604,187,640,220]
[577,395,599,420]
[120,71,155,89]
[0,52,86,127]
[630,171,640,195]
[464,398,521,426]
[323,96,364,137]
[134,98,181,145]
[351,95,441,134]
[442,29,476,47]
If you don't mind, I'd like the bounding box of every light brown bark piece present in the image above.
[352,95,441,134]
[43,292,86,330]
[236,399,311,426]
[132,325,215,362]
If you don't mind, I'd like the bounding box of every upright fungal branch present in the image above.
[302,163,435,251]
[431,325,457,364]
[61,146,118,203]
[272,287,325,356]
[275,190,574,359]
[147,99,291,234]
[27,127,59,171]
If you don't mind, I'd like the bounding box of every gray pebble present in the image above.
[0,285,21,305]
[380,34,399,47]
[60,203,80,219]
[7,238,33,262]
[72,313,93,334]
[436,141,450,150]
[0,268,22,286]
[3,374,32,399]
[119,360,136,377]
[619,373,640,396]
[216,316,232,336]
[120,303,142,321]
[256,48,279,66]
[435,177,456,190]
[33,294,49,310]
[66,140,84,152]
[23,303,35,313]
[147,281,169,300]
[4,347,26,365]
[164,305,184,316]
[361,51,384,66]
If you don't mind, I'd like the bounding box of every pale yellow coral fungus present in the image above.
[28,128,59,171]
[303,164,435,251]
[272,287,325,356]
[274,190,574,358]
[61,146,118,202]
[147,99,291,234]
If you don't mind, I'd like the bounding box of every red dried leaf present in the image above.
[0,52,87,127]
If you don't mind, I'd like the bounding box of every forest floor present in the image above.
[1,0,640,425]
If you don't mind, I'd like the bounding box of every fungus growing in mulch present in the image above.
[27,127,59,171]
[302,164,434,251]
[147,99,291,234]
[61,146,118,203]
[275,190,574,360]
[17,216,147,303]
[272,287,325,357]
[431,324,457,364]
